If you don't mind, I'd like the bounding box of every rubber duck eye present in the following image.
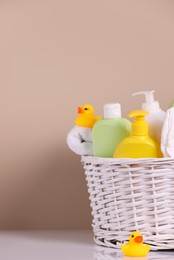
[131,235,134,238]
[84,108,89,110]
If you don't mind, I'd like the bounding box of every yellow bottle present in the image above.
[113,110,163,158]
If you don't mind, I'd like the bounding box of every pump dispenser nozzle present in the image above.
[128,110,149,136]
[133,90,160,112]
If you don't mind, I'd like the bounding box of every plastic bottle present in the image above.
[113,110,162,158]
[92,103,131,157]
[169,99,174,109]
[132,90,166,142]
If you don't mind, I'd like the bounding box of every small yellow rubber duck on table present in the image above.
[120,231,150,257]
[75,104,101,128]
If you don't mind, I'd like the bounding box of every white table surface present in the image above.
[0,230,173,260]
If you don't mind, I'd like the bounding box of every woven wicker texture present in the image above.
[81,156,174,250]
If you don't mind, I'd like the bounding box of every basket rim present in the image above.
[81,155,174,165]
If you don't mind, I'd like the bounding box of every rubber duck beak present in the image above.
[134,236,143,243]
[78,107,84,114]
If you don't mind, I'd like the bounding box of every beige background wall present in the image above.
[0,0,174,229]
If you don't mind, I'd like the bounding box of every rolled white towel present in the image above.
[67,126,93,156]
[161,107,174,157]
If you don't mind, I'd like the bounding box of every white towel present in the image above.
[161,107,174,157]
[67,126,93,156]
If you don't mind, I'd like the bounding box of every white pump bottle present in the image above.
[132,90,166,142]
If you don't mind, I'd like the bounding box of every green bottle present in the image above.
[92,103,131,157]
[169,99,174,108]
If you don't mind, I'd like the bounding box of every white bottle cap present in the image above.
[132,90,160,112]
[103,103,121,118]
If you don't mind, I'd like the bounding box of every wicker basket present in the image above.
[81,156,174,250]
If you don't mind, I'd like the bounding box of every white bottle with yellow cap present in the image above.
[132,90,166,142]
[113,110,162,158]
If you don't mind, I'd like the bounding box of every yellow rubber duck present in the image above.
[120,231,150,257]
[75,104,101,128]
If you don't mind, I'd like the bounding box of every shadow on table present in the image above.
[3,230,94,246]
[93,245,174,260]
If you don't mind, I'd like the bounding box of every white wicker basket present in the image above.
[81,156,174,250]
